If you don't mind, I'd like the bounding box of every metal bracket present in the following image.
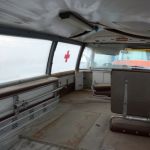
[123,80,128,117]
[0,87,63,139]
[13,95,19,115]
[13,95,28,115]
[0,97,59,139]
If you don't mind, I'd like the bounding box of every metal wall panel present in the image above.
[0,97,13,119]
[58,74,75,87]
[111,69,150,118]
[75,72,83,90]
[92,70,111,85]
[0,82,57,119]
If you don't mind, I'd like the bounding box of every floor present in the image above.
[10,91,150,150]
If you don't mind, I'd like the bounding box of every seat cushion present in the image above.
[110,117,150,137]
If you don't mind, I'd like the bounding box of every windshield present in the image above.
[80,47,150,70]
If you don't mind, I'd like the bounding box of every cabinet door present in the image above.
[75,72,83,90]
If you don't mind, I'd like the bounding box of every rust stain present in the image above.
[64,114,96,147]
[64,134,82,147]
[32,116,62,139]
[64,122,87,147]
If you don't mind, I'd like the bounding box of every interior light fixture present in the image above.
[59,11,98,31]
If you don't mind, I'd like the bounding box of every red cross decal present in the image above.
[64,50,70,62]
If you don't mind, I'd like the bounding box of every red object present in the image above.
[64,50,70,62]
[113,60,150,68]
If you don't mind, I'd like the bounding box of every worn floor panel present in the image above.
[11,91,150,150]
[29,109,99,149]
[10,138,69,150]
[78,114,110,150]
[61,91,111,104]
[101,130,150,150]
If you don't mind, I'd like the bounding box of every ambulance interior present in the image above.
[0,1,150,150]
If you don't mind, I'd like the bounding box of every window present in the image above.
[93,53,117,69]
[113,48,150,68]
[51,42,81,74]
[0,35,52,85]
[79,47,93,69]
[79,47,119,69]
[79,47,150,70]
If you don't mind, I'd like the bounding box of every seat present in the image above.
[110,69,150,136]
[92,71,111,96]
[92,83,111,96]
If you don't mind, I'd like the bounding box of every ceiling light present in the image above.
[59,11,98,31]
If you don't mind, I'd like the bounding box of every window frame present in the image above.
[0,35,53,87]
[50,41,83,74]
[79,46,94,70]
[0,26,82,45]
[0,26,83,87]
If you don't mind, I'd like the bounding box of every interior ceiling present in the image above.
[1,0,150,43]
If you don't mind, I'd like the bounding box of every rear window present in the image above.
[93,53,117,69]
[51,42,81,74]
[79,47,150,70]
[0,35,52,85]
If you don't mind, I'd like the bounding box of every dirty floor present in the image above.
[10,91,150,150]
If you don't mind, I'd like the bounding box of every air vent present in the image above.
[116,37,128,42]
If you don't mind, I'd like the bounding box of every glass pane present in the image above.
[51,42,81,74]
[93,53,116,69]
[79,47,93,69]
[113,48,150,69]
[80,46,150,70]
[0,35,52,84]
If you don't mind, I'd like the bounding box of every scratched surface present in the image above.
[10,138,69,150]
[31,109,99,149]
[10,91,150,150]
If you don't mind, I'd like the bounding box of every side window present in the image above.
[79,47,93,69]
[79,46,119,69]
[51,42,81,74]
[0,35,52,85]
[93,53,116,69]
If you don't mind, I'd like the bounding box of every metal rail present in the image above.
[0,87,63,139]
[0,98,59,139]
[123,80,128,117]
